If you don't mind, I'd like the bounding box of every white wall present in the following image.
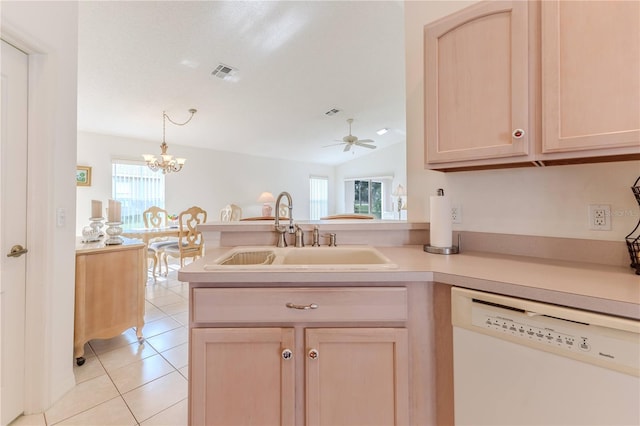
[77,131,335,232]
[334,142,407,215]
[2,0,78,412]
[404,0,640,241]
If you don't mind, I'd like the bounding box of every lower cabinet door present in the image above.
[305,328,409,426]
[190,328,295,426]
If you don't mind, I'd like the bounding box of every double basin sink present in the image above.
[205,245,397,270]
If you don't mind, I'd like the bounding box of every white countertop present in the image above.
[75,236,145,254]
[179,245,640,319]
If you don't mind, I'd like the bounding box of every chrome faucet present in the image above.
[274,191,295,247]
[295,225,305,248]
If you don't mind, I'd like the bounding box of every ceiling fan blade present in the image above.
[343,143,352,152]
[356,143,377,149]
[358,139,375,143]
[322,142,344,148]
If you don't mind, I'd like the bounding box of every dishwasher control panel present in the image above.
[465,299,639,376]
[451,288,640,377]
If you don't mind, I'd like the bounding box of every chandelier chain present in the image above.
[163,109,197,142]
[164,108,197,126]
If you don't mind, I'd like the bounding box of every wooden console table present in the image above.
[74,237,146,365]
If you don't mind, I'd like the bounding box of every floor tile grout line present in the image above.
[145,328,189,355]
[140,396,189,425]
[120,371,186,425]
[48,346,125,426]
[46,395,127,426]
[94,324,181,425]
[18,264,187,426]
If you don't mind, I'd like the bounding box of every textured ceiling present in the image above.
[78,1,407,166]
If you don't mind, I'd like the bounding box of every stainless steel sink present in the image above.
[205,246,397,270]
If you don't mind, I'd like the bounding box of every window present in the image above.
[112,161,165,228]
[354,180,382,218]
[309,176,328,220]
[345,176,393,219]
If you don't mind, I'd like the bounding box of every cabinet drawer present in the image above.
[192,287,408,323]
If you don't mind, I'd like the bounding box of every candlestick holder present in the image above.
[81,226,101,243]
[89,217,105,237]
[105,222,123,245]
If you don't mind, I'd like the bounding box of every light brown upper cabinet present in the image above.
[424,0,639,171]
[424,1,536,169]
[541,0,640,158]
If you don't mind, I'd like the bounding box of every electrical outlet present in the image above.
[451,205,462,224]
[588,204,611,230]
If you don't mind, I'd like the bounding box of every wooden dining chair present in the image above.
[143,206,168,229]
[229,204,242,221]
[219,204,242,222]
[278,204,289,218]
[162,206,208,273]
[143,206,176,278]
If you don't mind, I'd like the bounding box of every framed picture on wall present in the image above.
[76,166,92,186]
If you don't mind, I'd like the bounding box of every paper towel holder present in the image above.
[424,233,460,255]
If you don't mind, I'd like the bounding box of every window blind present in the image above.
[112,161,165,228]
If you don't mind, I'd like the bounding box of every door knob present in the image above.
[6,245,28,258]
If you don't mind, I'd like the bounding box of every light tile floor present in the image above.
[11,262,189,426]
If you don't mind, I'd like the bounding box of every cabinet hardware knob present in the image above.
[308,349,319,360]
[512,128,525,139]
[286,302,319,310]
[281,349,293,360]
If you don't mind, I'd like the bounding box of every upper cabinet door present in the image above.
[425,1,532,166]
[542,0,640,153]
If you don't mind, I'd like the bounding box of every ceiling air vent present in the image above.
[212,63,238,80]
[325,108,341,116]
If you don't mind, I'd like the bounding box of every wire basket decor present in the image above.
[625,176,640,275]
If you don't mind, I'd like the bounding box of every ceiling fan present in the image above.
[325,118,376,152]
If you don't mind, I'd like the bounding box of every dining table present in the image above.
[121,226,181,245]
[239,216,291,221]
[121,227,181,277]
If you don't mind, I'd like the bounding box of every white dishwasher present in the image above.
[451,287,640,426]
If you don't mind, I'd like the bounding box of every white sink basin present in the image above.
[281,247,391,265]
[205,246,397,270]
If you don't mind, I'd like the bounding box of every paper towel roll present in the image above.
[430,194,452,248]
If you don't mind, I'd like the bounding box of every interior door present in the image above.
[0,39,28,425]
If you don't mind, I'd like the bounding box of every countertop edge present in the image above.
[178,245,640,320]
[431,272,639,320]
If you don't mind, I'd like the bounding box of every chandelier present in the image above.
[143,108,197,174]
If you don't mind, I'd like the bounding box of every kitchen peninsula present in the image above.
[179,221,639,425]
